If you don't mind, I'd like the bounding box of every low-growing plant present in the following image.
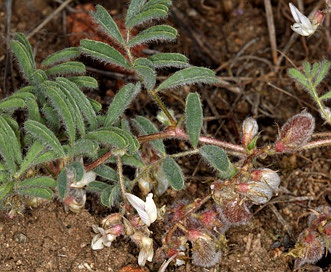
[1,0,331,269]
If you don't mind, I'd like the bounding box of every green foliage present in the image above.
[200,145,236,179]
[289,60,331,124]
[1,0,221,214]
[156,67,217,92]
[161,156,184,190]
[132,116,166,155]
[105,83,141,127]
[185,93,203,148]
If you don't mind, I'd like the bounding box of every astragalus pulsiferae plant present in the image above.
[2,0,331,269]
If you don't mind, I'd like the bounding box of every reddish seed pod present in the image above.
[274,111,315,153]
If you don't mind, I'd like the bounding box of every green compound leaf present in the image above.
[185,93,203,148]
[0,97,25,111]
[87,180,109,193]
[56,77,98,130]
[133,58,156,90]
[80,39,131,70]
[126,1,170,29]
[128,25,177,47]
[0,182,15,201]
[107,127,140,153]
[132,115,165,155]
[68,139,98,157]
[161,156,184,190]
[25,97,41,122]
[0,116,21,170]
[125,0,147,28]
[43,83,76,144]
[288,68,310,91]
[57,168,68,199]
[67,161,85,182]
[91,5,125,45]
[157,67,217,92]
[200,145,236,179]
[19,176,57,188]
[18,141,45,176]
[17,187,54,200]
[319,91,331,101]
[41,47,81,67]
[10,33,35,82]
[32,150,58,165]
[94,165,119,182]
[313,60,331,87]
[68,76,98,89]
[44,61,86,77]
[24,119,66,158]
[105,83,141,127]
[85,129,127,150]
[148,53,189,69]
[0,132,16,175]
[54,81,85,138]
[100,184,120,207]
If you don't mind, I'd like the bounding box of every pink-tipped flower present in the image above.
[275,111,315,153]
[289,3,323,36]
[241,117,258,148]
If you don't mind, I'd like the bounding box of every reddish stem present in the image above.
[84,150,112,172]
[138,126,246,157]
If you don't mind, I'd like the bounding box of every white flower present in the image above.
[289,3,319,36]
[130,231,154,266]
[91,225,116,250]
[125,193,157,226]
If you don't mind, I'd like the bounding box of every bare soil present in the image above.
[1,0,331,271]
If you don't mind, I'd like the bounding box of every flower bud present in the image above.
[250,168,281,191]
[245,181,273,204]
[275,111,315,153]
[241,117,258,148]
[190,234,222,268]
[101,213,122,229]
[311,10,325,25]
[215,197,251,226]
[292,230,325,269]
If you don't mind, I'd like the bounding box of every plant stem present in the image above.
[84,150,112,172]
[137,126,246,157]
[149,91,177,126]
[117,155,127,202]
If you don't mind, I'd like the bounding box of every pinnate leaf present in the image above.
[132,116,166,155]
[200,145,235,178]
[105,83,141,127]
[80,39,131,70]
[161,157,184,190]
[91,5,125,45]
[128,25,177,47]
[148,53,189,69]
[41,47,81,67]
[134,58,156,90]
[44,61,86,77]
[157,67,217,92]
[24,119,66,158]
[185,93,202,148]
